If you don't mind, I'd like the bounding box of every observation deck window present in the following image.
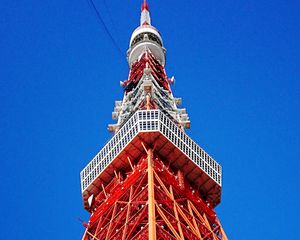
[131,32,162,48]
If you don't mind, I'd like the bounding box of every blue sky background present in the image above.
[0,0,299,239]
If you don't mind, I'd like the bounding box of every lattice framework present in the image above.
[82,146,227,240]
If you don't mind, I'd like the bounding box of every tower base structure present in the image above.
[82,146,227,240]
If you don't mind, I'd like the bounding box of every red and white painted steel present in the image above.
[81,1,227,239]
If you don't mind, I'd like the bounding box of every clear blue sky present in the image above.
[0,0,299,239]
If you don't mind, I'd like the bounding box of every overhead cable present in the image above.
[86,0,126,59]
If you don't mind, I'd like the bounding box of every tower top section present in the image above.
[141,0,150,25]
[127,0,166,67]
[141,0,149,11]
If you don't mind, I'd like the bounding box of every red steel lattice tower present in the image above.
[81,1,227,239]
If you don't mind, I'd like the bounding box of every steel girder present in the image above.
[82,146,227,240]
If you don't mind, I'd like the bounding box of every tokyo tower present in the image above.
[81,1,228,239]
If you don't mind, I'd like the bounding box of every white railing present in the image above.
[81,110,221,192]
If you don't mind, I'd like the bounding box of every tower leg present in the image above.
[81,229,87,240]
[147,148,156,240]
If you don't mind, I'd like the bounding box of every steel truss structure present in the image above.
[82,147,227,240]
[80,1,227,239]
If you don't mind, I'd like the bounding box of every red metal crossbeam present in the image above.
[83,150,227,240]
[122,50,170,93]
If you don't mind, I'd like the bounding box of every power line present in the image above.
[103,0,115,32]
[86,0,126,59]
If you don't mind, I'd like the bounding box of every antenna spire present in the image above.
[140,0,151,25]
[141,0,149,11]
